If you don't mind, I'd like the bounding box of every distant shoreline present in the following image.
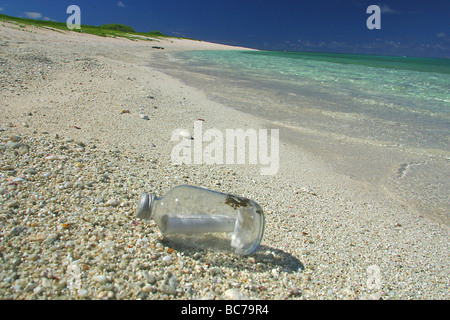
[0,13,257,51]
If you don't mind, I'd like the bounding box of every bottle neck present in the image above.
[136,193,156,221]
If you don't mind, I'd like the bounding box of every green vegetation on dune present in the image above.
[99,23,136,33]
[0,13,172,41]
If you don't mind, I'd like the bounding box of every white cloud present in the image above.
[23,12,53,21]
[117,1,126,7]
[24,12,43,19]
[380,4,400,14]
[0,7,4,11]
[171,31,186,37]
[437,32,450,42]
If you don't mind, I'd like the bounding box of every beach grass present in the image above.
[0,13,171,41]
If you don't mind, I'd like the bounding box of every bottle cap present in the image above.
[136,192,155,220]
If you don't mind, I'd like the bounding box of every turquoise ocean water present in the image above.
[152,50,449,224]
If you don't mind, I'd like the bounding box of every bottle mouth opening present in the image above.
[136,193,155,220]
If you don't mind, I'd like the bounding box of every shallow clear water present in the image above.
[151,50,450,224]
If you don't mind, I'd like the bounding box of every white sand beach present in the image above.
[0,21,448,300]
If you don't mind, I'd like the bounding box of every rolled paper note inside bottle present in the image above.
[160,214,236,234]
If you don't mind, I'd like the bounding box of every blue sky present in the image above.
[1,0,449,58]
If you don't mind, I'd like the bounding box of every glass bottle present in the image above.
[136,185,265,255]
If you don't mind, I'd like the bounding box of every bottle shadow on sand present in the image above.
[161,238,304,274]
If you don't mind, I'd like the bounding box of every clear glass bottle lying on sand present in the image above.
[136,185,265,255]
